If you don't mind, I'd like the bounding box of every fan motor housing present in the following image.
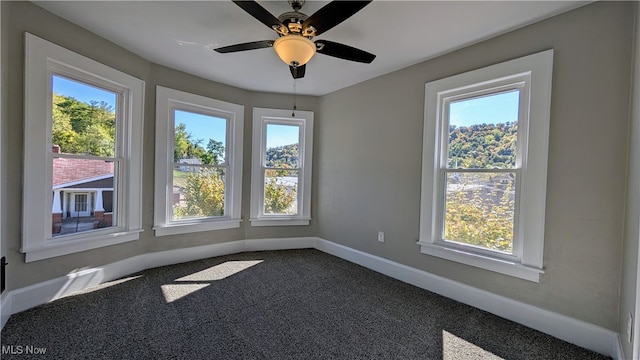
[278,11,310,35]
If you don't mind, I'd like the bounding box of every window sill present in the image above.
[249,217,311,227]
[417,241,543,282]
[154,219,241,237]
[22,229,143,263]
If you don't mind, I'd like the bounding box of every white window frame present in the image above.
[22,33,144,262]
[250,108,313,226]
[418,50,553,282]
[153,86,244,236]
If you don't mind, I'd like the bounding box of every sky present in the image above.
[175,110,227,147]
[53,75,299,149]
[53,75,116,107]
[266,124,299,148]
[449,90,520,127]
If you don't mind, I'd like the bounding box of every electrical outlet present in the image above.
[378,231,384,243]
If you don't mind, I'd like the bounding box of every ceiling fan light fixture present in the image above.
[273,35,316,67]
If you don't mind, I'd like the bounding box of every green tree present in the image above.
[52,101,77,151]
[173,123,211,163]
[174,123,191,162]
[173,169,225,218]
[188,138,206,161]
[76,123,115,157]
[444,176,515,252]
[52,94,115,156]
[201,139,225,165]
[264,169,296,214]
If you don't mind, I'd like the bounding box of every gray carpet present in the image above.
[1,249,610,359]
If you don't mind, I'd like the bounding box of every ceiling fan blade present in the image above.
[214,40,274,53]
[232,1,285,33]
[316,40,375,63]
[290,64,306,79]
[302,1,372,37]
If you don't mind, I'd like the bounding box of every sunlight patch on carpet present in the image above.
[65,274,144,297]
[442,330,504,360]
[176,260,264,281]
[160,260,263,302]
[161,283,210,303]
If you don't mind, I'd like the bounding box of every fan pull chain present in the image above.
[292,79,297,117]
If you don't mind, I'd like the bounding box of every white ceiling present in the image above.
[34,1,587,96]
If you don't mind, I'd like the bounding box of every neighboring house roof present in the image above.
[53,157,114,186]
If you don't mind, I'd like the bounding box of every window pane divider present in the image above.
[263,166,301,170]
[444,168,517,173]
[52,153,120,161]
[171,163,227,169]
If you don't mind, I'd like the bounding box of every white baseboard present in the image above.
[0,236,621,358]
[0,237,313,326]
[0,291,12,329]
[615,334,626,360]
[315,238,619,358]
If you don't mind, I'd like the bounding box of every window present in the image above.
[154,86,243,236]
[419,50,553,282]
[50,76,119,236]
[250,108,313,226]
[23,33,144,262]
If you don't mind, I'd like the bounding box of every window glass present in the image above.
[171,110,228,221]
[174,110,227,164]
[52,76,116,156]
[442,90,520,253]
[263,123,300,216]
[447,90,519,169]
[264,169,299,215]
[265,124,300,168]
[443,171,516,253]
[51,75,118,237]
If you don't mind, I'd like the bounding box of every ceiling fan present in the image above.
[214,0,376,79]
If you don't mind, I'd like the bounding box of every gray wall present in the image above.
[1,1,318,290]
[618,3,640,359]
[316,1,634,331]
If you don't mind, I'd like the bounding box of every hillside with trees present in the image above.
[266,143,299,168]
[52,94,116,156]
[448,122,517,169]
